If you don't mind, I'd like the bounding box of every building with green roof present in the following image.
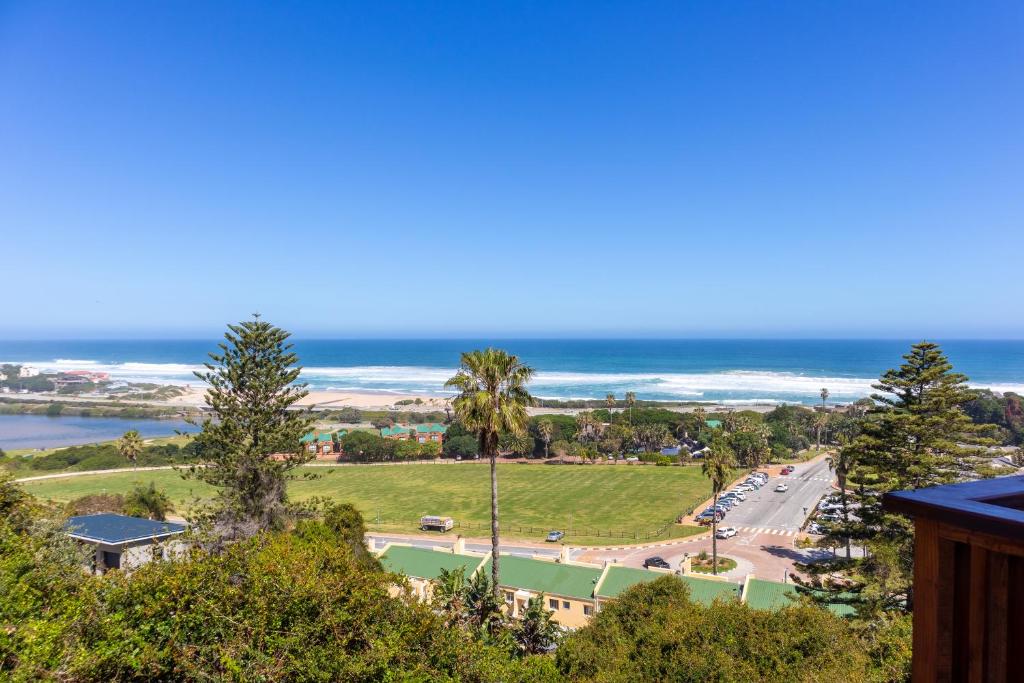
[380,423,448,444]
[300,431,338,457]
[377,544,486,601]
[742,577,854,617]
[482,555,604,627]
[595,565,740,606]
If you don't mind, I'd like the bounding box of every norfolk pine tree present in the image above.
[187,316,313,542]
[796,342,991,616]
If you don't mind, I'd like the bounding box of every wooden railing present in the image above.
[885,475,1024,682]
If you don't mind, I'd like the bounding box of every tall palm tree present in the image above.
[701,440,736,575]
[827,446,857,560]
[536,418,554,459]
[445,348,535,599]
[814,412,828,449]
[575,412,597,443]
[820,387,830,409]
[116,429,143,471]
[693,406,707,435]
[605,393,616,422]
[625,391,637,424]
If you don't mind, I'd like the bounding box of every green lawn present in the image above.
[20,463,710,546]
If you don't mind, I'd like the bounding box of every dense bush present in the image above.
[13,441,202,473]
[556,576,908,682]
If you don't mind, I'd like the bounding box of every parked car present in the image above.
[736,484,755,493]
[626,456,639,462]
[818,513,840,522]
[781,466,795,475]
[715,526,738,539]
[728,491,747,501]
[545,530,565,542]
[807,522,825,535]
[775,483,789,493]
[716,498,735,509]
[644,556,671,569]
[751,471,769,481]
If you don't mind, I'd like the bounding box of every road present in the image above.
[721,456,835,536]
[368,533,572,561]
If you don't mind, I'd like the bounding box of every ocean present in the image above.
[1,339,1023,406]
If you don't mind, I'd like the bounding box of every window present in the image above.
[505,592,514,604]
[584,605,593,616]
[548,598,559,610]
[562,600,570,610]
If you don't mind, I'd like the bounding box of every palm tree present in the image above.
[827,446,857,560]
[575,412,597,443]
[122,482,174,521]
[445,348,535,599]
[814,412,828,449]
[701,440,736,575]
[757,423,773,464]
[820,387,830,409]
[692,406,707,436]
[625,391,637,423]
[605,393,616,422]
[537,418,554,459]
[116,429,143,471]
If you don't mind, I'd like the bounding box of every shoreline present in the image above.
[2,387,785,415]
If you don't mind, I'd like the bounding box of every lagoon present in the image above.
[0,414,198,451]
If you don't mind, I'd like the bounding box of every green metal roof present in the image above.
[380,425,415,437]
[596,566,664,599]
[595,566,739,606]
[680,575,741,605]
[379,545,484,581]
[705,419,722,429]
[743,578,854,616]
[483,555,603,601]
[301,431,335,443]
[415,423,448,433]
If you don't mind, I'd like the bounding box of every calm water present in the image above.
[0,414,197,451]
[1,339,1022,405]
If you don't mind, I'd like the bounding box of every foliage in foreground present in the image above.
[556,576,910,682]
[0,491,555,681]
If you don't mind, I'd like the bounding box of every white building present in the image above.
[18,366,40,378]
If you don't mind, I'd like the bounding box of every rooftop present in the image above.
[743,578,854,616]
[484,555,603,600]
[379,545,484,580]
[65,513,187,545]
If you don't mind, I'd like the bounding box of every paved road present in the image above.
[720,457,835,536]
[368,533,567,560]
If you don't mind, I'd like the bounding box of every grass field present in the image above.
[19,463,711,546]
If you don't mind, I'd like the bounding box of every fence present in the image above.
[370,515,689,542]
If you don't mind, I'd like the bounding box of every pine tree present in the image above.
[797,342,990,616]
[187,316,313,541]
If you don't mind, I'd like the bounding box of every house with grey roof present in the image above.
[65,513,187,574]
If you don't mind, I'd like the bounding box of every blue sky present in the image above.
[1,1,1022,338]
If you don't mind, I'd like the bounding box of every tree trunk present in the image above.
[840,473,851,560]
[486,430,501,601]
[712,491,719,575]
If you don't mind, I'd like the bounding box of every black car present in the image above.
[643,556,671,570]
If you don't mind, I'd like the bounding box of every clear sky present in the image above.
[1,2,1022,338]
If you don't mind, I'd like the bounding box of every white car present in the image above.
[728,490,747,501]
[775,483,789,493]
[715,526,738,539]
[736,484,755,493]
[807,522,825,535]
